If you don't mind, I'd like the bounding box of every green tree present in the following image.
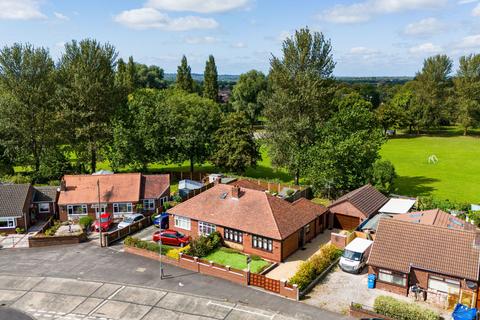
[167,90,221,174]
[211,112,261,174]
[264,28,336,185]
[376,102,405,134]
[231,70,267,126]
[136,63,165,89]
[0,142,14,176]
[203,55,219,101]
[370,160,397,195]
[176,55,194,93]
[453,54,480,135]
[307,93,385,197]
[58,39,120,173]
[412,54,453,129]
[0,44,58,176]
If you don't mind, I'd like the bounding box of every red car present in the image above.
[153,230,190,247]
[92,213,114,232]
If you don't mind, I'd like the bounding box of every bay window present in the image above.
[198,221,216,236]
[113,203,133,216]
[252,235,273,252]
[67,204,87,216]
[174,215,191,230]
[224,228,243,244]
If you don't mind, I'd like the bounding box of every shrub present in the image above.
[44,220,61,237]
[166,245,190,260]
[290,243,342,290]
[79,216,93,230]
[186,231,223,257]
[373,296,440,320]
[163,201,173,210]
[15,227,25,234]
[124,236,171,255]
[250,254,262,261]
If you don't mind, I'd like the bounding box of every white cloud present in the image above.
[0,0,46,20]
[458,0,477,4]
[349,47,379,55]
[455,34,480,49]
[409,42,443,54]
[473,3,480,15]
[146,0,249,13]
[54,12,69,21]
[185,36,218,44]
[404,17,444,36]
[321,0,447,24]
[231,42,246,48]
[114,7,218,31]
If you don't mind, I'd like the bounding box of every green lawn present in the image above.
[203,248,271,274]
[380,135,480,203]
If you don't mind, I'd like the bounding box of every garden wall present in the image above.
[29,233,87,247]
[349,304,392,319]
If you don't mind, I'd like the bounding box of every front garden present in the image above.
[204,247,271,274]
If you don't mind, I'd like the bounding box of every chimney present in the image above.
[231,186,241,199]
[214,176,222,185]
[60,179,66,192]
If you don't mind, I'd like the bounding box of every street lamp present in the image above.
[158,234,165,279]
[97,179,102,248]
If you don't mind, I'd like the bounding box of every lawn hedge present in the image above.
[373,296,440,320]
[289,243,342,290]
[124,236,171,255]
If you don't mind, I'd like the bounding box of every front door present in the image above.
[298,228,305,248]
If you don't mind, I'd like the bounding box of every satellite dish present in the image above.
[466,281,477,289]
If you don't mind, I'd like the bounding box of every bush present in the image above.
[79,216,93,230]
[124,236,171,255]
[250,254,262,261]
[373,296,440,320]
[290,243,342,290]
[186,231,223,258]
[15,227,25,234]
[166,245,190,260]
[44,220,61,237]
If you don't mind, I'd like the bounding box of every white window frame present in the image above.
[0,217,16,229]
[67,204,88,217]
[113,203,133,216]
[174,215,191,231]
[38,202,50,213]
[378,269,407,287]
[198,221,216,236]
[92,203,107,218]
[143,199,155,210]
[160,196,169,206]
[428,276,460,294]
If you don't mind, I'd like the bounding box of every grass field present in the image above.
[380,135,480,203]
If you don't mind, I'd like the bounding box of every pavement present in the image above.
[266,231,335,281]
[0,243,347,320]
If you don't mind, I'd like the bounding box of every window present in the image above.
[92,203,107,217]
[38,202,50,213]
[0,218,15,229]
[224,228,243,244]
[428,276,460,294]
[160,196,169,206]
[174,216,191,230]
[143,199,155,210]
[252,235,273,252]
[198,221,216,236]
[113,203,133,216]
[305,224,310,234]
[378,269,407,287]
[67,204,87,216]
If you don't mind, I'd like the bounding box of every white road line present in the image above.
[207,301,275,319]
[88,285,125,316]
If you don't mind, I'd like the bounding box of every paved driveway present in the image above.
[266,230,335,281]
[0,222,46,249]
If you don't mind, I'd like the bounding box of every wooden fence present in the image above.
[182,182,215,201]
[102,217,152,246]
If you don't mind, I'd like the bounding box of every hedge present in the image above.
[185,231,222,258]
[124,236,171,255]
[289,243,342,290]
[374,296,440,320]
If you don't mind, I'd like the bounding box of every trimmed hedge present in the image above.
[289,243,342,290]
[374,296,440,320]
[124,236,171,255]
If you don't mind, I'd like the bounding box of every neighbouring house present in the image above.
[57,173,170,221]
[32,186,59,222]
[0,184,34,234]
[229,179,267,192]
[368,218,480,308]
[328,184,388,230]
[167,184,328,262]
[178,179,203,198]
[378,198,416,215]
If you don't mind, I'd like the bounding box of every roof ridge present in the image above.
[382,217,478,235]
[266,193,287,239]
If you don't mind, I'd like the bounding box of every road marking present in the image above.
[207,301,275,319]
[88,285,125,316]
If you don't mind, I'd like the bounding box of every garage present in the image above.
[333,214,359,230]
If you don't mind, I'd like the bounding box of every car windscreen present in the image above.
[99,218,109,222]
[123,217,134,223]
[176,232,185,238]
[342,249,362,261]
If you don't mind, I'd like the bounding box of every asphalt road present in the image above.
[0,243,347,320]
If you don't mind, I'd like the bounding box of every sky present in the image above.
[1,0,480,76]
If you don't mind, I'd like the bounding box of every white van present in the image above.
[339,238,373,274]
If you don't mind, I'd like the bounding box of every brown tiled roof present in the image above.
[58,173,142,205]
[292,198,328,217]
[167,184,318,240]
[0,184,32,218]
[368,218,480,281]
[329,184,388,218]
[393,209,476,231]
[230,179,267,192]
[141,174,170,199]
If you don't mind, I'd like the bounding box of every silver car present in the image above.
[117,213,144,229]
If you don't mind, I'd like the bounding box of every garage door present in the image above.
[333,214,360,230]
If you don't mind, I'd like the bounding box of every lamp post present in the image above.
[97,179,102,248]
[159,235,165,279]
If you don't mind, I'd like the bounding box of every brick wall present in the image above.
[331,232,347,249]
[29,233,87,247]
[281,232,299,261]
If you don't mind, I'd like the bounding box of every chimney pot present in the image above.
[231,186,241,199]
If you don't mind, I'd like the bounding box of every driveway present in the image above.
[266,230,335,281]
[0,221,46,249]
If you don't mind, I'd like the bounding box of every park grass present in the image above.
[380,135,480,203]
[204,248,271,274]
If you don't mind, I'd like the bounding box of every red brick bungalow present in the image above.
[167,184,328,262]
[328,184,388,230]
[368,218,480,307]
[58,173,169,221]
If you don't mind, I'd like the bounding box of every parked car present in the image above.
[152,229,190,247]
[92,212,114,232]
[153,212,169,229]
[117,213,144,229]
[339,238,373,274]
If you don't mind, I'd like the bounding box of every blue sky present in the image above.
[1,0,480,76]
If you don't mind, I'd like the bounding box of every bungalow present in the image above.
[32,186,59,221]
[0,184,34,234]
[328,184,388,230]
[167,184,328,262]
[368,218,480,308]
[58,173,170,221]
